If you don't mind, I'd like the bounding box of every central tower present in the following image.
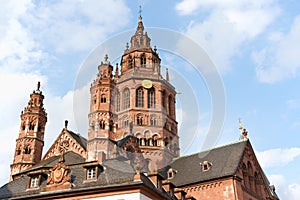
[87,14,179,171]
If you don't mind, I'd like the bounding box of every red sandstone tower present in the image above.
[10,82,47,180]
[87,15,179,171]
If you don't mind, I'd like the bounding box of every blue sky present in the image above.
[1,0,300,198]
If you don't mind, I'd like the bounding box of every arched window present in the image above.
[99,120,105,130]
[16,147,21,155]
[168,95,172,116]
[109,120,113,131]
[242,163,248,187]
[136,133,143,146]
[128,57,133,68]
[254,172,261,195]
[29,123,35,130]
[124,118,129,127]
[150,116,157,126]
[123,88,130,109]
[152,135,159,146]
[136,87,144,107]
[137,115,143,126]
[139,138,143,146]
[140,54,146,67]
[148,88,156,108]
[24,145,31,154]
[100,94,106,103]
[93,95,97,104]
[116,91,120,112]
[162,90,166,109]
[248,162,254,191]
[164,137,170,147]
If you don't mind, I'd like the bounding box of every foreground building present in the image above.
[0,14,279,200]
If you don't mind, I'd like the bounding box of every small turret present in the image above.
[10,82,47,181]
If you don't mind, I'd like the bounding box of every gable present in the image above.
[235,141,279,199]
[43,129,87,160]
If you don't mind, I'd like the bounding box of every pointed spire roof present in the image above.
[129,7,151,50]
[136,5,144,33]
[136,15,144,34]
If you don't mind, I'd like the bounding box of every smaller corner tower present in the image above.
[10,82,47,181]
[87,55,118,162]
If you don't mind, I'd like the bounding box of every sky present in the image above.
[1,0,300,198]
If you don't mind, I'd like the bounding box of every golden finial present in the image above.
[238,118,248,140]
[238,118,243,133]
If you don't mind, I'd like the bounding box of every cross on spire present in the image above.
[37,81,40,91]
[139,5,142,17]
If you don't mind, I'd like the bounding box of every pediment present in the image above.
[43,129,87,161]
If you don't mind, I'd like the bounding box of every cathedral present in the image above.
[0,14,279,200]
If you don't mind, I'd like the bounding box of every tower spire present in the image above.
[10,83,47,181]
[128,5,150,50]
[136,7,144,33]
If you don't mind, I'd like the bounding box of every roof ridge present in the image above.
[174,139,248,161]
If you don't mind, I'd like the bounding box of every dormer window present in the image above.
[87,167,96,180]
[167,168,177,179]
[201,161,212,172]
[28,176,40,189]
[83,163,103,182]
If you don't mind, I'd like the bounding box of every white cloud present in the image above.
[176,0,277,16]
[0,2,49,73]
[289,184,300,199]
[255,15,300,83]
[176,0,280,72]
[256,147,300,168]
[269,174,300,200]
[0,83,87,186]
[0,0,131,187]
[25,0,131,53]
[287,99,300,109]
[0,73,47,186]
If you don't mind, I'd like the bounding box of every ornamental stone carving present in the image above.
[42,156,72,192]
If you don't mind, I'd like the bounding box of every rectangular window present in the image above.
[30,176,39,188]
[87,168,96,180]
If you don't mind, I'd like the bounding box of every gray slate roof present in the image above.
[68,130,87,150]
[170,140,248,187]
[0,150,173,199]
